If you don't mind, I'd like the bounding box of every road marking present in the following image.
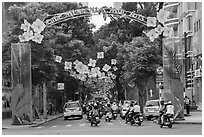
[36,126,44,128]
[51,125,57,128]
[107,123,113,126]
[79,124,86,126]
[66,124,72,127]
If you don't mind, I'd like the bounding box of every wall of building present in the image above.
[163,2,202,109]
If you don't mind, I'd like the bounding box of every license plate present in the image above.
[148,109,154,112]
[139,117,143,120]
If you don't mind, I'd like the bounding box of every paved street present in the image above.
[2,115,202,135]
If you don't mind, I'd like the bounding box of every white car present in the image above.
[63,101,83,120]
[143,99,160,120]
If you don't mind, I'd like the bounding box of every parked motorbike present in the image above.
[90,115,100,126]
[105,112,112,122]
[160,114,174,128]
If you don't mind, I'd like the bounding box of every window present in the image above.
[188,16,192,31]
[198,19,201,30]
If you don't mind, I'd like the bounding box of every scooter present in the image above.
[130,113,143,126]
[90,115,100,126]
[105,112,112,122]
[86,111,92,122]
[160,114,174,128]
[98,108,105,119]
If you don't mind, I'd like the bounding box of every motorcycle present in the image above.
[90,115,100,126]
[129,113,143,126]
[86,111,92,122]
[98,108,105,119]
[105,112,112,122]
[160,114,174,128]
[112,110,118,120]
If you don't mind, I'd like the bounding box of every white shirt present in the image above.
[111,105,118,110]
[166,105,174,115]
[132,105,140,112]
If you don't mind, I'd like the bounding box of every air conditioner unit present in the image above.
[195,69,201,78]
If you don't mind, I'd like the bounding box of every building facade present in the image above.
[163,2,202,109]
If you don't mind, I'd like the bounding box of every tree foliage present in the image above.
[3,2,94,86]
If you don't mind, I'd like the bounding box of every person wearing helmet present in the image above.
[91,103,99,116]
[105,103,112,114]
[165,101,174,116]
[162,101,174,124]
[159,99,166,124]
[130,101,141,120]
[111,102,118,112]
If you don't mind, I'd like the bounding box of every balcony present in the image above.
[186,30,193,38]
[164,18,179,26]
[185,10,196,18]
[163,2,179,9]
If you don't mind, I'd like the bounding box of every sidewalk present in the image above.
[2,114,63,129]
[174,111,202,124]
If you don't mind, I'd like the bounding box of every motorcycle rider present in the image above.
[132,101,141,118]
[105,103,112,114]
[160,100,174,124]
[105,103,112,119]
[159,99,166,124]
[164,101,174,123]
[91,103,99,117]
[125,103,134,123]
[128,101,140,121]
[111,102,118,113]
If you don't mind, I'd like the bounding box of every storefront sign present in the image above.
[57,83,64,90]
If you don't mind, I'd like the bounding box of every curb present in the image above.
[30,115,63,127]
[173,121,202,125]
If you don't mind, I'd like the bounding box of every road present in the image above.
[2,115,202,135]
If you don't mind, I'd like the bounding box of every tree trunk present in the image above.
[137,81,148,112]
[43,82,47,119]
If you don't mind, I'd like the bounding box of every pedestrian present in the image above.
[48,102,53,115]
[184,96,190,115]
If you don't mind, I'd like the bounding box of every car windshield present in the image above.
[145,101,159,107]
[65,103,79,108]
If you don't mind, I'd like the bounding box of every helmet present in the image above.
[167,101,172,105]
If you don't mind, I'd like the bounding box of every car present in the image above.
[63,101,83,120]
[143,99,160,120]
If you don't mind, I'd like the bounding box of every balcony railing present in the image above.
[163,2,179,9]
[164,18,179,26]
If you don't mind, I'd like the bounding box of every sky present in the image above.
[88,2,113,32]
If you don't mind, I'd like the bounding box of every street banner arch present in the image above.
[43,7,147,27]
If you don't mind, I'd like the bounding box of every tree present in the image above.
[3,2,94,86]
[119,37,162,108]
[3,2,95,113]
